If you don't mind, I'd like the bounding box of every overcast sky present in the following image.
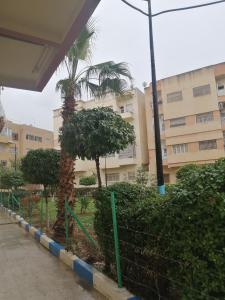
[1,0,225,131]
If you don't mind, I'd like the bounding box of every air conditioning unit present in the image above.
[219,102,225,110]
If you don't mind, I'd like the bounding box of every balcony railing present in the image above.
[119,144,136,159]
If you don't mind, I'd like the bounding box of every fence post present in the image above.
[111,192,122,288]
[40,198,44,231]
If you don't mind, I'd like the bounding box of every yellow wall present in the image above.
[145,63,225,183]
[0,120,53,168]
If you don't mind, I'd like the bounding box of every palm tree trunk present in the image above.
[53,94,75,243]
[95,156,102,188]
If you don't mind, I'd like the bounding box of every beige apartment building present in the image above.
[53,89,148,186]
[145,62,225,183]
[0,120,54,168]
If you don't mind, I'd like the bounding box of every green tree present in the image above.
[135,166,149,186]
[21,149,60,229]
[61,107,135,188]
[54,22,132,241]
[0,168,24,190]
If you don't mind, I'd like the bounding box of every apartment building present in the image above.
[0,120,54,167]
[53,89,148,186]
[145,62,225,183]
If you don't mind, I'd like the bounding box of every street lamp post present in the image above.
[121,0,225,195]
[146,0,165,195]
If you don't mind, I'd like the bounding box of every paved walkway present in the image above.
[0,213,104,300]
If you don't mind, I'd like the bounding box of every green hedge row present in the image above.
[94,159,225,299]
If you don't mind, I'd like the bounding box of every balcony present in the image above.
[118,144,136,166]
[120,111,134,120]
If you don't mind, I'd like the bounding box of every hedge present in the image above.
[94,160,225,300]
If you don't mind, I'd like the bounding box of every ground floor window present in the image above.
[128,171,136,181]
[106,173,120,182]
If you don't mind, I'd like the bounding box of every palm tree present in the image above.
[53,24,132,243]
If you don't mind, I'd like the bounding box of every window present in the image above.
[128,172,136,181]
[9,147,17,154]
[119,144,136,159]
[162,148,167,159]
[170,117,186,127]
[120,106,124,113]
[193,84,211,97]
[160,115,165,131]
[199,140,217,150]
[26,134,42,142]
[12,132,18,141]
[0,160,7,167]
[172,144,188,154]
[217,81,225,96]
[221,112,225,123]
[196,112,214,123]
[106,173,120,182]
[126,103,133,113]
[1,127,12,138]
[167,91,183,103]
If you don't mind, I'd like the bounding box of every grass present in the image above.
[33,196,96,231]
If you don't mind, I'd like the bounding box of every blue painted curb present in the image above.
[49,241,64,257]
[73,258,93,286]
[34,230,42,242]
[25,224,30,232]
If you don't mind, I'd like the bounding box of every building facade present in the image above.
[53,89,148,186]
[145,62,225,183]
[0,120,54,168]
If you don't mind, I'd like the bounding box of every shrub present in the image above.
[94,171,225,299]
[76,187,97,197]
[79,175,96,186]
[176,164,200,181]
[78,196,91,214]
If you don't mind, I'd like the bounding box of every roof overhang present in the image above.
[0,0,100,91]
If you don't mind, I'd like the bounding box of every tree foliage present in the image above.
[21,149,60,229]
[135,166,149,186]
[21,149,60,188]
[79,175,96,186]
[61,107,135,160]
[0,168,24,190]
[61,107,135,187]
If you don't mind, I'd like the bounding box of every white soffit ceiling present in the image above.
[0,0,100,91]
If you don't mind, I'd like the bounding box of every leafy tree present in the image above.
[21,149,60,229]
[54,20,132,241]
[0,168,24,190]
[61,107,135,188]
[135,166,149,186]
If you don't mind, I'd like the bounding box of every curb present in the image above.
[0,205,139,300]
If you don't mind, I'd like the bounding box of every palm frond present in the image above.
[76,78,99,98]
[59,19,96,79]
[98,78,129,97]
[84,61,132,83]
[67,19,95,66]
